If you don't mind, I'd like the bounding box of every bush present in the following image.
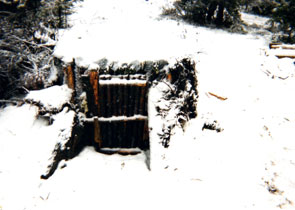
[172,0,242,28]
[241,0,278,16]
[0,0,79,99]
[271,0,295,43]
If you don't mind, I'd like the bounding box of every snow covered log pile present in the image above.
[268,43,295,59]
[41,58,198,179]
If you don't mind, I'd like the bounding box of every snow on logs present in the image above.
[269,43,295,59]
[41,58,198,178]
[62,58,198,152]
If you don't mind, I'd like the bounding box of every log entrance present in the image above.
[82,72,149,151]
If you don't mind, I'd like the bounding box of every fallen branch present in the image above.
[0,98,75,115]
[208,92,228,101]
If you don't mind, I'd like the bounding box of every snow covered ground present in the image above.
[1,0,295,210]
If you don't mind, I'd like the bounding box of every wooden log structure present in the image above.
[64,65,75,90]
[269,43,295,59]
[269,43,295,50]
[82,72,149,151]
[275,55,295,59]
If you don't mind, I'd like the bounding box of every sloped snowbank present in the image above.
[26,85,73,110]
[0,103,75,210]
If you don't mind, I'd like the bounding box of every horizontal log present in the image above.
[98,148,142,155]
[275,55,295,59]
[83,115,148,123]
[270,43,295,50]
[99,74,146,80]
[99,79,147,86]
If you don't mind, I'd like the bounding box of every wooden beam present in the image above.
[64,65,75,90]
[275,55,295,59]
[83,115,148,123]
[93,117,102,148]
[270,43,295,50]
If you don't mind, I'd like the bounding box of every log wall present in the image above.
[83,72,149,150]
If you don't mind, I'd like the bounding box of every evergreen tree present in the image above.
[0,0,79,99]
[271,0,295,43]
[174,0,242,28]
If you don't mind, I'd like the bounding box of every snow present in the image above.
[25,85,73,109]
[99,78,147,85]
[53,0,198,68]
[1,0,295,210]
[0,104,75,210]
[96,115,147,122]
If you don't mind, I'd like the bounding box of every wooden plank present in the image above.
[64,65,75,90]
[142,120,149,149]
[275,55,295,59]
[106,121,113,148]
[269,43,282,49]
[83,73,150,150]
[112,85,118,116]
[117,84,123,116]
[139,85,147,115]
[93,117,102,148]
[99,148,142,155]
[99,79,147,86]
[106,84,112,117]
[89,71,100,116]
[134,85,140,115]
[128,83,136,116]
[123,84,129,116]
[270,43,295,50]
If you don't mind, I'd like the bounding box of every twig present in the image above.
[162,80,176,95]
[11,35,53,52]
[0,99,23,105]
[208,92,228,101]
[21,86,30,93]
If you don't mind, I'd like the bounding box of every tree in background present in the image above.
[0,0,78,99]
[271,0,295,43]
[173,0,242,28]
[240,0,279,16]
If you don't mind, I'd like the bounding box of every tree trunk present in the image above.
[207,2,218,23]
[216,2,225,26]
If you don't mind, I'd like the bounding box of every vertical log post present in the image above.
[93,117,102,148]
[89,71,100,116]
[64,64,75,90]
[63,64,76,103]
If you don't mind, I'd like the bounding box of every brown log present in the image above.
[270,43,295,50]
[133,85,140,115]
[89,71,100,113]
[136,120,144,148]
[139,85,147,115]
[269,43,282,49]
[123,84,129,116]
[99,148,141,155]
[275,55,295,59]
[64,65,75,90]
[142,119,149,149]
[99,84,107,117]
[117,84,123,116]
[106,84,112,117]
[93,117,102,148]
[128,84,136,116]
[112,85,118,116]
